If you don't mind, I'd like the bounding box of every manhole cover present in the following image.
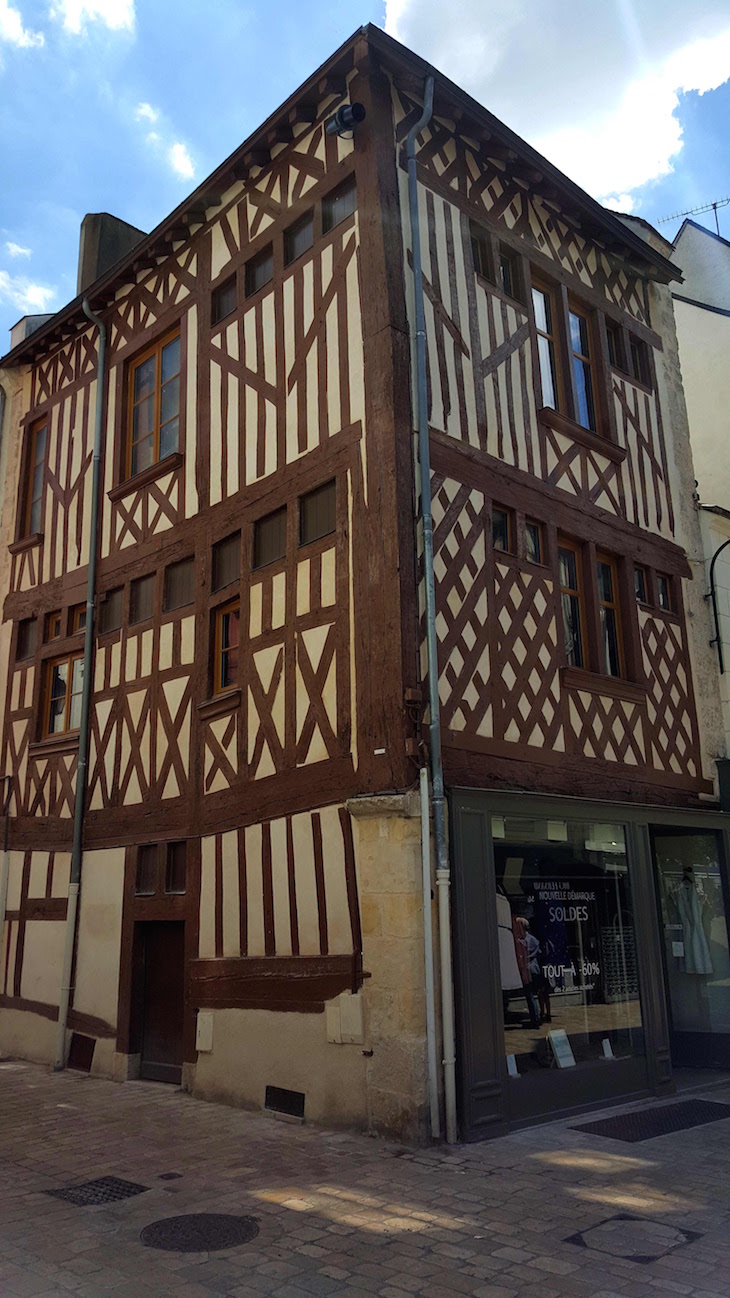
[140,1213,259,1252]
[566,1213,702,1264]
[573,1098,730,1143]
[46,1176,149,1206]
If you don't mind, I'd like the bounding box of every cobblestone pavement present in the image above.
[2,1061,730,1298]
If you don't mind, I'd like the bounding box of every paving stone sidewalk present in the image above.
[1,1060,730,1298]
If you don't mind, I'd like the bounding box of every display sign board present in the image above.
[548,1028,576,1069]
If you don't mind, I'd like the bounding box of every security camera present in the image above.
[325,103,366,137]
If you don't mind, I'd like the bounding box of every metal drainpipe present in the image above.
[707,537,730,675]
[0,776,13,985]
[406,76,458,1144]
[54,299,106,1070]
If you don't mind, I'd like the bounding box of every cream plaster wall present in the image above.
[20,919,66,1006]
[0,1006,56,1064]
[73,847,125,1030]
[700,509,730,757]
[673,299,730,507]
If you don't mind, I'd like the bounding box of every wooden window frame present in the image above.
[126,327,181,480]
[497,243,523,303]
[634,566,648,605]
[43,651,83,738]
[22,417,48,538]
[253,506,287,571]
[469,222,493,282]
[596,551,626,678]
[299,480,336,548]
[129,573,156,626]
[630,334,653,389]
[99,587,123,636]
[213,597,240,695]
[322,175,357,235]
[71,604,87,634]
[558,537,588,671]
[531,275,566,415]
[45,610,62,642]
[525,518,545,566]
[568,299,602,436]
[656,572,673,613]
[163,556,195,612]
[492,504,515,555]
[245,244,274,298]
[211,273,237,327]
[284,210,315,267]
[16,617,36,662]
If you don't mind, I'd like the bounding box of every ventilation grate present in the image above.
[265,1084,305,1119]
[46,1176,149,1206]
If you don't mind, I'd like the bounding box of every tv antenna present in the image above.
[658,196,730,237]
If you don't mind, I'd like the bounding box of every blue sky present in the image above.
[2,0,730,343]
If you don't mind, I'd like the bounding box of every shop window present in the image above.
[22,417,47,537]
[630,335,652,388]
[211,274,237,326]
[212,532,240,591]
[492,815,644,1079]
[284,211,314,266]
[214,599,240,693]
[492,506,513,554]
[44,653,84,736]
[127,330,180,478]
[634,566,648,604]
[558,540,585,669]
[165,841,187,894]
[163,556,195,611]
[525,518,544,566]
[596,553,624,678]
[45,610,62,642]
[135,844,157,896]
[657,573,673,612]
[470,222,491,280]
[71,604,86,634]
[253,506,286,570]
[17,617,36,661]
[130,574,155,625]
[245,245,273,297]
[322,176,356,234]
[300,480,336,546]
[99,588,123,635]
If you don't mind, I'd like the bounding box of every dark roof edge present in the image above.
[672,292,730,319]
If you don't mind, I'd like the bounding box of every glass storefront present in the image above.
[493,815,644,1080]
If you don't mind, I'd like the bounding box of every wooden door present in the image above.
[140,922,185,1084]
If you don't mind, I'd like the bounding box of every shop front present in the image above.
[450,790,730,1140]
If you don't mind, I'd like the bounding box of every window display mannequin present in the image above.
[676,866,713,976]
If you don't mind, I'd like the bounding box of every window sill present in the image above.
[28,732,80,758]
[561,666,647,704]
[108,451,184,503]
[9,532,43,555]
[538,407,627,464]
[197,687,241,721]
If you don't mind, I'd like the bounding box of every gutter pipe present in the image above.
[707,536,730,675]
[406,76,458,1144]
[0,391,11,961]
[54,299,106,1069]
[419,766,440,1139]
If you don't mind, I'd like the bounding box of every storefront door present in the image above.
[652,829,730,1068]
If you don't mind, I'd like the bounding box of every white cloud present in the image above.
[134,101,158,125]
[0,0,44,47]
[168,141,194,180]
[6,240,31,257]
[0,270,55,313]
[50,0,134,34]
[384,1,730,209]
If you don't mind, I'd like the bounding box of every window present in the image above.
[532,281,560,412]
[322,176,356,233]
[214,599,240,693]
[165,841,187,894]
[569,305,598,432]
[284,211,314,265]
[127,330,180,478]
[253,507,286,569]
[525,519,544,565]
[99,588,123,634]
[558,541,585,669]
[596,554,624,678]
[45,654,83,736]
[163,557,195,611]
[492,506,513,554]
[470,223,491,280]
[634,567,648,604]
[245,245,273,297]
[211,274,237,326]
[17,618,36,661]
[45,610,62,642]
[300,480,336,546]
[24,419,47,536]
[71,604,86,634]
[212,533,240,591]
[630,335,652,388]
[606,320,625,371]
[135,844,157,896]
[657,573,673,612]
[497,245,520,301]
[130,574,155,625]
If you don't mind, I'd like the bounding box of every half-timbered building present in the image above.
[1,26,729,1143]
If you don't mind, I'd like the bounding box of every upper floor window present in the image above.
[532,280,561,413]
[630,335,652,388]
[71,604,86,634]
[165,841,187,894]
[284,211,314,266]
[99,587,123,635]
[45,653,84,736]
[300,480,336,546]
[634,566,648,604]
[212,533,240,591]
[23,418,47,536]
[606,320,625,371]
[253,507,286,570]
[492,505,514,554]
[596,553,623,677]
[130,573,155,625]
[497,245,521,301]
[163,556,195,611]
[569,306,598,433]
[525,518,544,565]
[322,176,356,234]
[657,573,673,612]
[211,274,237,326]
[245,245,274,297]
[17,618,36,661]
[470,223,491,280]
[558,541,585,670]
[127,330,180,478]
[45,610,62,642]
[214,599,240,693]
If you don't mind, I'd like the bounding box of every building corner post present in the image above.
[54,298,107,1070]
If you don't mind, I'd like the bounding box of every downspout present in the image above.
[707,536,730,675]
[0,776,13,987]
[420,766,440,1139]
[406,77,458,1144]
[54,299,106,1069]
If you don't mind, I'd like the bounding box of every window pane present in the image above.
[562,592,584,668]
[300,480,336,546]
[569,311,589,356]
[164,557,195,611]
[69,659,84,729]
[245,246,274,297]
[161,335,181,382]
[130,574,155,625]
[600,605,621,677]
[657,575,671,610]
[32,462,44,501]
[29,498,42,536]
[100,588,123,634]
[165,841,187,894]
[212,275,237,325]
[133,394,155,442]
[634,568,647,602]
[470,227,489,279]
[159,416,179,460]
[558,546,578,592]
[532,286,551,334]
[213,532,241,591]
[134,355,156,401]
[499,251,514,298]
[220,606,240,689]
[17,618,36,660]
[35,424,47,460]
[322,177,356,233]
[284,213,314,265]
[131,435,154,477]
[135,844,157,896]
[537,335,557,409]
[253,507,286,569]
[573,356,596,431]
[493,508,510,552]
[49,662,68,734]
[526,522,542,564]
[160,374,179,425]
[596,560,614,604]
